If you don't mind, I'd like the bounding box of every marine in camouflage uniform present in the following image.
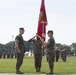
[45,30,55,74]
[55,49,60,62]
[28,36,42,72]
[61,48,67,62]
[15,28,25,74]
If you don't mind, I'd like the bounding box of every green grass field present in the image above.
[0,56,76,74]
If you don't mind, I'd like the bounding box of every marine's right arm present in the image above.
[27,36,35,42]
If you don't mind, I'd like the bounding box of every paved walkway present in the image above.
[0,74,76,75]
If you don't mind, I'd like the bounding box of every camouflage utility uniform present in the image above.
[55,49,60,62]
[28,38,42,72]
[15,35,25,71]
[61,48,67,62]
[46,36,55,73]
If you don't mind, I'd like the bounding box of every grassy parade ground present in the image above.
[0,56,76,74]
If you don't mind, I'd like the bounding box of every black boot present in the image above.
[48,69,53,74]
[16,70,24,74]
[39,67,41,72]
[51,69,53,74]
[36,68,40,72]
[36,68,38,72]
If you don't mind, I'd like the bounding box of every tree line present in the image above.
[0,41,76,58]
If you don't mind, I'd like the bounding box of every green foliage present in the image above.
[24,41,33,52]
[0,42,76,55]
[71,43,76,48]
[0,43,6,53]
[0,41,32,54]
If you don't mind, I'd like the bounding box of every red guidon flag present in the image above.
[37,0,48,42]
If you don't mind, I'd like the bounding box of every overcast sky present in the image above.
[0,0,76,45]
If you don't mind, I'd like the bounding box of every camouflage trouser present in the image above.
[16,50,24,70]
[56,54,59,62]
[62,54,67,62]
[47,53,55,70]
[34,54,42,69]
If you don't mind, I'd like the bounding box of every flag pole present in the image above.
[41,21,47,56]
[41,21,45,56]
[37,0,47,56]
